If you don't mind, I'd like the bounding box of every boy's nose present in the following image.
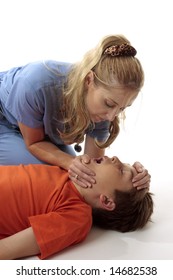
[111,156,121,163]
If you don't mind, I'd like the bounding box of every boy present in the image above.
[0,156,153,260]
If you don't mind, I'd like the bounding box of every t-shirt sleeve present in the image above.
[29,208,92,259]
[5,76,45,128]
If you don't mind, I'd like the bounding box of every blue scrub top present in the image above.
[0,60,109,145]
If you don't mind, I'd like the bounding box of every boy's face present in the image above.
[86,156,137,195]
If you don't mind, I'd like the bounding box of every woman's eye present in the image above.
[105,101,115,108]
[120,107,125,112]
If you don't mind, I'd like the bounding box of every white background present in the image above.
[1,0,172,174]
[0,0,173,267]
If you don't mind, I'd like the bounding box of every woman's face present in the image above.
[85,72,138,123]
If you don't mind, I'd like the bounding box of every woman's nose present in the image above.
[105,109,119,121]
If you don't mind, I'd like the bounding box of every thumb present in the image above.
[82,154,91,164]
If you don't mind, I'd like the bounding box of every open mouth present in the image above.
[94,157,103,164]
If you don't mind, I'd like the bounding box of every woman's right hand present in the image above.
[68,154,96,188]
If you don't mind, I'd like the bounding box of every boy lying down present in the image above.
[0,156,153,260]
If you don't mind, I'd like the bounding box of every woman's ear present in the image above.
[85,71,94,87]
[100,194,116,211]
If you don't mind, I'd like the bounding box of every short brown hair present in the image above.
[92,188,153,233]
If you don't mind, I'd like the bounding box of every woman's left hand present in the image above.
[132,161,151,190]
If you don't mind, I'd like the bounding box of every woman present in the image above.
[0,34,150,188]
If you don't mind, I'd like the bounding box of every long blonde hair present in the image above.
[61,34,144,148]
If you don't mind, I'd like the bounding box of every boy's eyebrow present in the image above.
[130,166,137,180]
[127,169,134,187]
[130,169,134,180]
[125,164,135,181]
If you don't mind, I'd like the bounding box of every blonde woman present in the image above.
[0,35,150,189]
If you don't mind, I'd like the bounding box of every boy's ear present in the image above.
[100,194,116,211]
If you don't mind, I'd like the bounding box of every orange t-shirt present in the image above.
[0,164,92,259]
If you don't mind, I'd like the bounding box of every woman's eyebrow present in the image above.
[108,98,118,105]
[108,99,132,108]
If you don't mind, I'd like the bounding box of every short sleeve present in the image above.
[29,208,92,259]
[5,76,45,128]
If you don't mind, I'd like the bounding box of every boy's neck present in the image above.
[73,182,86,198]
[73,182,96,208]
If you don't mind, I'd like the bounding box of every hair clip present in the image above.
[104,43,137,57]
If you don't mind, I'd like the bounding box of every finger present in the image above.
[78,173,96,186]
[133,177,151,187]
[76,170,96,185]
[136,181,150,188]
[81,154,91,164]
[136,184,150,190]
[68,155,96,187]
[132,169,149,182]
[133,179,150,188]
[133,161,144,172]
[71,161,95,176]
[69,174,92,188]
[69,175,89,188]
[69,161,96,178]
[69,166,96,184]
[68,163,96,186]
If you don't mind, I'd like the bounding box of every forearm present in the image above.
[28,140,75,170]
[18,122,75,170]
[0,227,40,260]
